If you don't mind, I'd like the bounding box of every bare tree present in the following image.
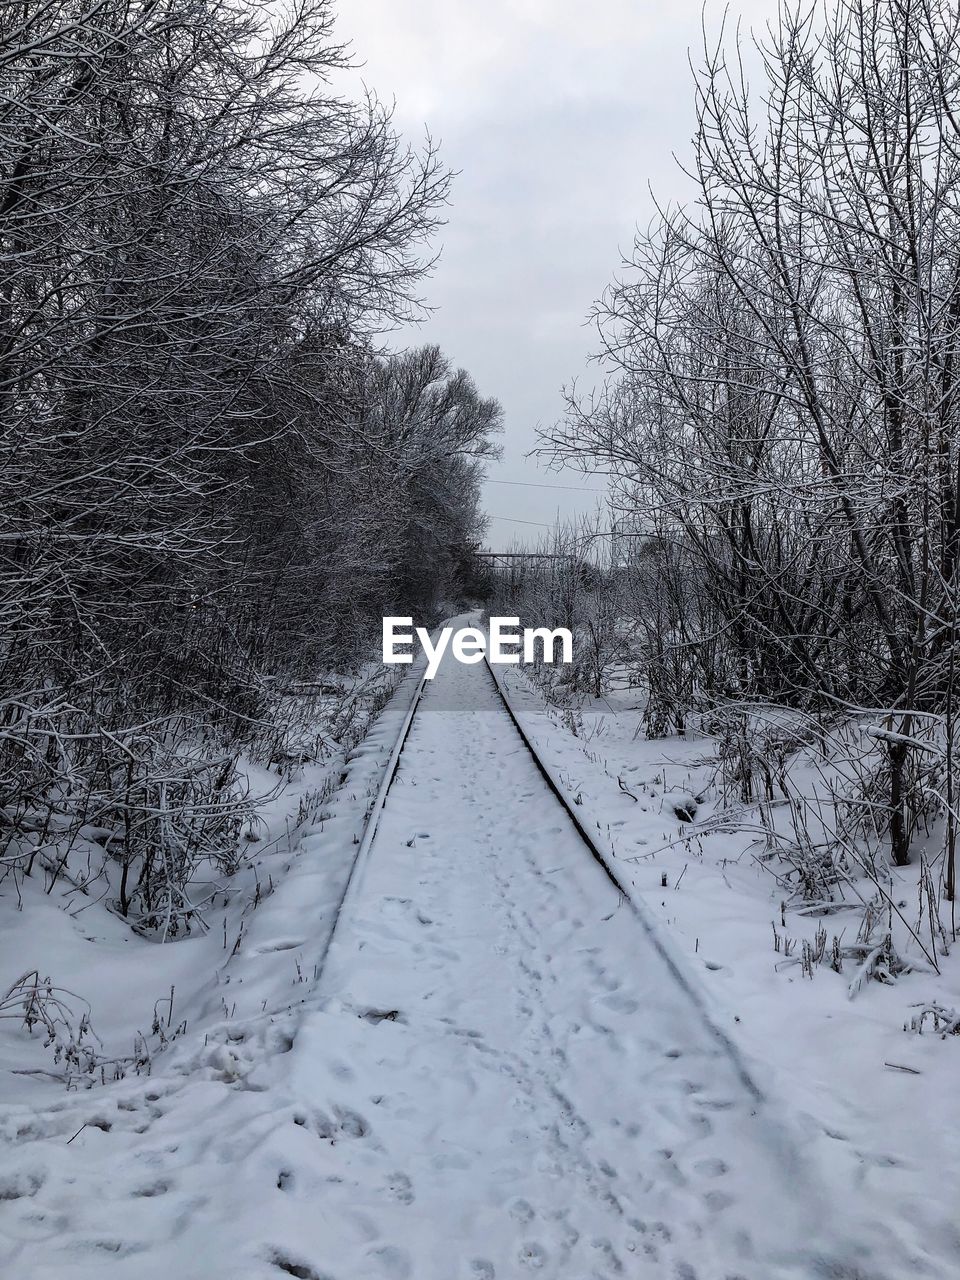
[543,0,960,884]
[0,0,502,935]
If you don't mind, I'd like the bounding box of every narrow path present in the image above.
[301,653,866,1280]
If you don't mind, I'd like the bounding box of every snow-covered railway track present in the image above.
[303,649,889,1280]
[319,648,757,1124]
[313,658,431,980]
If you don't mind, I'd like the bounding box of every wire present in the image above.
[485,478,608,493]
[487,515,554,527]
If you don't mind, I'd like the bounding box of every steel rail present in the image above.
[314,659,431,978]
[482,655,764,1104]
[315,646,762,1105]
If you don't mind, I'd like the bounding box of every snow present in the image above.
[0,665,424,1273]
[493,661,960,1278]
[0,647,955,1277]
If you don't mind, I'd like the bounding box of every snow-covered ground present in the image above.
[0,647,955,1277]
[495,662,960,1278]
[0,665,424,1276]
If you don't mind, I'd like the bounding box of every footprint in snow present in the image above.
[704,1189,735,1211]
[600,992,639,1014]
[518,1242,548,1269]
[367,1243,412,1277]
[0,1169,45,1200]
[333,1107,369,1138]
[591,1236,625,1273]
[267,1247,331,1279]
[509,1198,535,1223]
[386,1171,414,1204]
[131,1179,171,1198]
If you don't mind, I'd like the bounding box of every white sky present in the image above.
[336,0,772,548]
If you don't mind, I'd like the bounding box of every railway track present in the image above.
[322,645,761,1104]
[303,647,882,1279]
[313,657,432,978]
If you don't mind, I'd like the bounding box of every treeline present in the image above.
[536,0,960,878]
[0,0,499,929]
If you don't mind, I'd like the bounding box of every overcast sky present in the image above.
[336,0,770,548]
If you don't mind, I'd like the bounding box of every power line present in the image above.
[485,478,607,493]
[487,514,553,527]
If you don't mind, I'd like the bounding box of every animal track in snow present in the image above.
[267,1247,333,1279]
[333,1106,369,1138]
[599,992,638,1014]
[590,1235,625,1273]
[385,1171,414,1203]
[704,1189,735,1211]
[359,1007,405,1025]
[366,1243,412,1277]
[517,1241,548,1269]
[0,1169,45,1200]
[130,1179,171,1197]
[509,1197,535,1223]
